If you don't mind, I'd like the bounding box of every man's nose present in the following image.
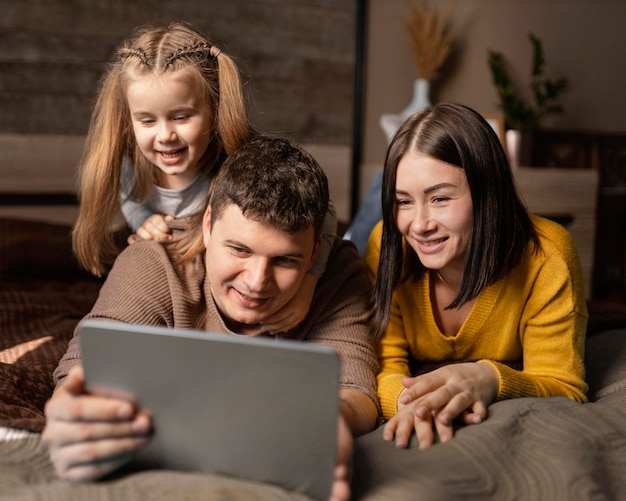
[245,258,272,291]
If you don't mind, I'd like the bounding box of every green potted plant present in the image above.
[488,33,569,167]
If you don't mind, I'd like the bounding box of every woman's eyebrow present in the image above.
[423,182,456,195]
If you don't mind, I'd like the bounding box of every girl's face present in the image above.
[126,71,212,190]
[394,150,474,278]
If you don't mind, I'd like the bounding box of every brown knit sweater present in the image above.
[54,237,379,407]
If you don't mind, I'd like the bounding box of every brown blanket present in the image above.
[0,218,103,432]
[1,218,626,500]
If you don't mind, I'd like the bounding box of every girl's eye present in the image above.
[140,118,155,125]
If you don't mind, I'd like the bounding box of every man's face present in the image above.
[203,203,319,334]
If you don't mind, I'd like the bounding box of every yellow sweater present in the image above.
[364,216,588,420]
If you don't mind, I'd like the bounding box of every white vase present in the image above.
[506,129,522,170]
[380,78,432,144]
[505,129,534,170]
[400,78,432,119]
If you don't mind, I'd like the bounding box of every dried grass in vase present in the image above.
[404,0,456,80]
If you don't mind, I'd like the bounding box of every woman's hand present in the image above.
[42,366,152,481]
[384,362,499,449]
[128,214,174,244]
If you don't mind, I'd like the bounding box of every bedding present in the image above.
[1,217,625,500]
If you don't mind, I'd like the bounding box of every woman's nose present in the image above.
[410,206,434,234]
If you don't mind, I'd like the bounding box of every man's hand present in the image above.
[330,389,378,500]
[329,415,353,501]
[42,366,152,481]
[384,362,498,450]
[128,214,173,244]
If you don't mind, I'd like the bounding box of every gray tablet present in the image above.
[80,320,340,501]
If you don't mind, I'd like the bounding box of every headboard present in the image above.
[0,134,83,225]
[514,166,599,299]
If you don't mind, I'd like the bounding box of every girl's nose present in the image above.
[157,123,176,143]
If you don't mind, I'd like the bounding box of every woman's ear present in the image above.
[202,205,212,248]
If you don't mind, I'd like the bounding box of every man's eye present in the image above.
[275,257,298,267]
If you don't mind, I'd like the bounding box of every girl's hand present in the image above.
[385,362,499,449]
[128,214,174,244]
[261,273,318,334]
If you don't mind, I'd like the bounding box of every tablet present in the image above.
[80,320,340,500]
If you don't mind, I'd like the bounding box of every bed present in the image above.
[1,216,626,500]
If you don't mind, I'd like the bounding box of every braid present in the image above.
[117,47,151,67]
[210,45,221,58]
[165,42,220,67]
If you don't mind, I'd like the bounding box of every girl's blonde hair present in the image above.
[72,22,255,276]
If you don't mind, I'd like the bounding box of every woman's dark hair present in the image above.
[373,103,539,337]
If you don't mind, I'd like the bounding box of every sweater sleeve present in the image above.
[364,221,407,418]
[119,157,154,232]
[479,219,588,403]
[53,241,204,387]
[298,239,379,411]
[376,297,412,419]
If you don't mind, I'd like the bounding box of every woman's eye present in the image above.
[432,196,450,204]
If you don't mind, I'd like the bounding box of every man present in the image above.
[42,136,379,501]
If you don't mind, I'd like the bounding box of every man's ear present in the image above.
[309,234,323,268]
[202,205,212,248]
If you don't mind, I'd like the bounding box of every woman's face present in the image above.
[126,70,212,190]
[394,150,473,276]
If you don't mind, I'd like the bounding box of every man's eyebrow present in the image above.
[223,239,306,260]
[223,238,249,249]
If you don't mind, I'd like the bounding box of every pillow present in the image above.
[585,328,626,401]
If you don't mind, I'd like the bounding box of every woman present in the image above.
[365,103,587,450]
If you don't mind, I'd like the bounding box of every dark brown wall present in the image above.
[0,0,356,145]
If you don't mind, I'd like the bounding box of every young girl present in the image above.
[72,22,336,333]
[365,103,587,450]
